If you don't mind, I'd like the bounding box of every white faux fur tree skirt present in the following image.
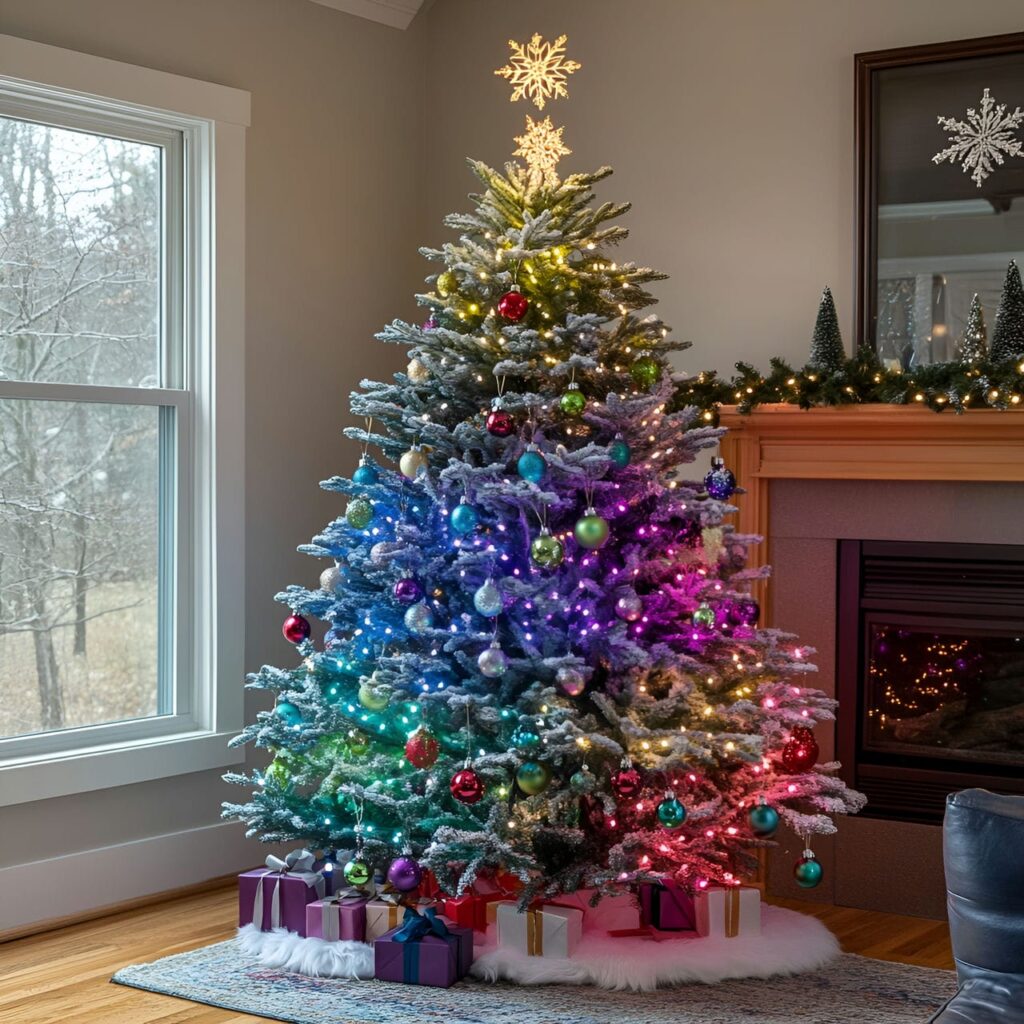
[237,904,838,991]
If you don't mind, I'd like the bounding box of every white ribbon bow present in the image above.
[252,848,325,930]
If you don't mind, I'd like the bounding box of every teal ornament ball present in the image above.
[656,795,687,829]
[517,447,547,484]
[795,853,823,888]
[450,499,478,535]
[275,701,303,727]
[531,528,565,568]
[516,761,552,796]
[574,507,610,550]
[345,497,373,530]
[570,767,596,793]
[352,459,378,485]
[692,602,716,630]
[560,384,586,417]
[343,857,371,887]
[404,601,434,634]
[473,578,504,618]
[609,435,631,468]
[511,724,541,751]
[749,802,780,837]
[630,355,661,389]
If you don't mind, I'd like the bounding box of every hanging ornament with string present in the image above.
[393,574,424,605]
[575,506,609,549]
[387,849,423,892]
[608,433,631,468]
[794,838,823,888]
[352,456,378,485]
[405,725,440,768]
[531,526,564,568]
[436,270,458,298]
[358,671,392,711]
[614,589,643,622]
[656,791,687,829]
[400,444,429,480]
[451,705,486,804]
[320,563,342,593]
[497,284,529,322]
[407,356,430,382]
[611,758,643,799]
[404,601,435,634]
[478,638,508,678]
[486,375,515,436]
[630,353,661,389]
[517,443,547,483]
[704,456,737,500]
[781,726,819,772]
[557,664,586,697]
[282,614,311,644]
[560,375,586,418]
[473,577,504,618]
[342,802,372,885]
[346,497,374,530]
[692,602,716,631]
[516,761,551,796]
[748,797,780,837]
[450,495,479,534]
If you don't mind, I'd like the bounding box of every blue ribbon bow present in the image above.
[393,905,450,943]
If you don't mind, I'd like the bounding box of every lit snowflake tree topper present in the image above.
[495,33,580,111]
[933,87,1024,188]
[496,33,580,189]
[514,115,572,188]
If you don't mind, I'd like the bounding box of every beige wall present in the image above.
[421,0,1024,375]
[0,0,425,872]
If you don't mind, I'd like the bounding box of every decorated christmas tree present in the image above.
[224,34,864,905]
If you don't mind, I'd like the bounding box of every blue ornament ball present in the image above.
[704,456,736,500]
[450,500,479,535]
[517,448,547,484]
[511,724,541,750]
[275,701,303,727]
[352,460,378,485]
[794,853,823,889]
[656,795,687,829]
[748,802,780,837]
[609,436,631,468]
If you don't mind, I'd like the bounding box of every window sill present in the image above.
[0,729,245,807]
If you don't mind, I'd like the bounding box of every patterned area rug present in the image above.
[113,939,956,1024]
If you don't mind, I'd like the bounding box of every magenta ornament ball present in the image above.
[393,576,424,605]
[282,614,311,644]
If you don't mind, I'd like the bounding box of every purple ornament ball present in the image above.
[393,576,424,605]
[386,854,423,892]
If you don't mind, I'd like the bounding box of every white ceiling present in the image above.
[309,0,426,30]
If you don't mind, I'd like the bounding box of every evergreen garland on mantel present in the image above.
[677,260,1024,424]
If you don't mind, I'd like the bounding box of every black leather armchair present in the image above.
[929,789,1024,1022]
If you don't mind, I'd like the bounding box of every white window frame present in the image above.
[0,33,249,806]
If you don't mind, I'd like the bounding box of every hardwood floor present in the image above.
[0,885,954,1024]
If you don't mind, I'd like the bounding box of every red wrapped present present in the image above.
[441,871,520,931]
[638,879,696,932]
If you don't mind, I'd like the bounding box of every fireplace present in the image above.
[836,540,1024,824]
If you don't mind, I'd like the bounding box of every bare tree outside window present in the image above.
[0,116,162,738]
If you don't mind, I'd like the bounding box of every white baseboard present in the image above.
[0,820,285,933]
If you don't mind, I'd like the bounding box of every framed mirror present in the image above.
[856,33,1024,367]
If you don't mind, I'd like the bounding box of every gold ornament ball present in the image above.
[516,761,552,796]
[358,679,391,711]
[400,447,429,479]
[347,729,371,756]
[407,357,430,383]
[436,270,458,297]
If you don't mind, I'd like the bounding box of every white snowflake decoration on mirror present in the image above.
[932,87,1024,188]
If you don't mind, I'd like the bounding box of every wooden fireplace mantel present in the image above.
[717,404,1024,612]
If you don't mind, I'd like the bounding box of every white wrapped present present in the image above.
[496,901,583,958]
[694,885,761,938]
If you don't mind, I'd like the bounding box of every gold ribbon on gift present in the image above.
[525,908,543,956]
[724,889,740,939]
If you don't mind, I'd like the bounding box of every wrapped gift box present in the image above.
[374,909,473,988]
[305,893,370,941]
[441,873,519,931]
[551,889,640,933]
[365,897,437,942]
[496,902,583,958]
[238,850,325,935]
[638,879,696,932]
[694,885,761,938]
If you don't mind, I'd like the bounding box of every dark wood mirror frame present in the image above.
[854,31,1024,350]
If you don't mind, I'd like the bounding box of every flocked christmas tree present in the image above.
[224,34,865,902]
[807,286,845,371]
[990,259,1024,364]
[957,292,987,365]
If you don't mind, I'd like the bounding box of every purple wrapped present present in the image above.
[374,907,473,988]
[305,890,371,941]
[238,849,326,935]
[638,879,696,932]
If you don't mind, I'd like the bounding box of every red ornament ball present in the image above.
[781,726,820,772]
[497,289,529,322]
[282,614,311,644]
[611,763,643,800]
[405,728,440,769]
[450,766,485,804]
[485,409,515,437]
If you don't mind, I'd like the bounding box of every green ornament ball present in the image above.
[343,857,371,886]
[570,768,596,793]
[656,795,687,829]
[516,761,552,796]
[347,728,371,757]
[560,387,586,417]
[531,529,565,568]
[346,497,373,530]
[609,436,631,468]
[794,854,823,889]
[262,758,292,788]
[436,270,458,297]
[692,601,716,630]
[574,509,610,550]
[630,355,661,389]
[358,678,391,711]
[749,802,780,837]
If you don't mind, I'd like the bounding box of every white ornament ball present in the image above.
[473,578,504,618]
[370,541,402,565]
[400,447,429,480]
[557,665,586,698]
[404,601,434,634]
[407,357,430,383]
[478,641,508,678]
[614,590,644,622]
[320,564,342,593]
